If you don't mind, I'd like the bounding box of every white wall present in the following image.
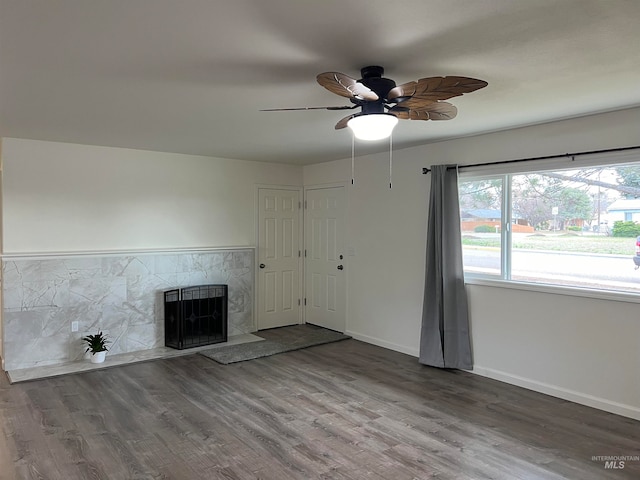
[0,139,300,371]
[2,138,302,253]
[304,107,640,420]
[468,285,640,416]
[0,139,3,365]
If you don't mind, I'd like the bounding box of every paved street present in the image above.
[463,247,640,293]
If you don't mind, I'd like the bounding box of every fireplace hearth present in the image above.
[164,284,228,349]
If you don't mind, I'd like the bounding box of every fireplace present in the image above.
[164,284,228,349]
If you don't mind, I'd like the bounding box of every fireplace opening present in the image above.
[164,284,228,349]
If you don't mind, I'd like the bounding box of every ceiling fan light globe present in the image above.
[347,114,398,141]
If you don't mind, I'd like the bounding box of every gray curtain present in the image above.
[419,164,472,369]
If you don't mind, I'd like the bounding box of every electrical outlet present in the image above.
[71,321,79,332]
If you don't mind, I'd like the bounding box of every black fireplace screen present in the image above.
[164,284,228,349]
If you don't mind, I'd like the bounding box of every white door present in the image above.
[305,186,346,332]
[257,188,302,330]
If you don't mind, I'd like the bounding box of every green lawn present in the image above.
[462,234,636,255]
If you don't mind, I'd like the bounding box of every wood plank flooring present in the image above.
[0,339,638,479]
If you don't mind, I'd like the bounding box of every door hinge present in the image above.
[304,249,307,257]
[298,299,301,306]
[304,200,307,209]
[298,250,301,257]
[304,298,307,305]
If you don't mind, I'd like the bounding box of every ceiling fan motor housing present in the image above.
[358,66,396,106]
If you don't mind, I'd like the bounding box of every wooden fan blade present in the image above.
[389,110,413,120]
[393,96,438,111]
[423,102,458,120]
[387,81,417,102]
[260,105,355,111]
[402,76,487,103]
[389,102,457,121]
[335,114,356,130]
[317,72,379,101]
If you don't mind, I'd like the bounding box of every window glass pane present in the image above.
[459,177,503,276]
[510,165,640,293]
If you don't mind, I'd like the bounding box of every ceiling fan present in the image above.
[262,66,488,140]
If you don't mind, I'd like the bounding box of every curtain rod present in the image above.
[422,145,640,174]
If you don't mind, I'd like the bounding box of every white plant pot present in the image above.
[90,351,106,364]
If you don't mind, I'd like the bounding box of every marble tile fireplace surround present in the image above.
[2,247,254,373]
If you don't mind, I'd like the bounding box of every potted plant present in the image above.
[82,331,110,364]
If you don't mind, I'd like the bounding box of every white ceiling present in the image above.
[1,0,640,166]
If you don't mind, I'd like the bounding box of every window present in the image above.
[459,162,640,295]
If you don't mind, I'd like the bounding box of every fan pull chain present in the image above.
[351,133,355,185]
[389,134,393,189]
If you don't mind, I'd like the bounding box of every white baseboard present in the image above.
[345,330,420,358]
[472,365,640,421]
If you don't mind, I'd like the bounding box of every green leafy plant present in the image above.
[612,221,640,238]
[474,225,496,233]
[82,331,110,354]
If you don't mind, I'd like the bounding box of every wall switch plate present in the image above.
[71,321,79,332]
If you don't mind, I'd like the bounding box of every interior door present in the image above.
[257,188,301,330]
[304,186,346,332]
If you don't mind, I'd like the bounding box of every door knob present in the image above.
[337,265,344,270]
[259,263,266,269]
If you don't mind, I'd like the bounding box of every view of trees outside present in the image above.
[461,165,640,233]
[459,164,640,293]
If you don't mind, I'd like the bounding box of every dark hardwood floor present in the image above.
[0,339,638,479]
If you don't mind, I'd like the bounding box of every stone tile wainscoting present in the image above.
[2,248,254,372]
